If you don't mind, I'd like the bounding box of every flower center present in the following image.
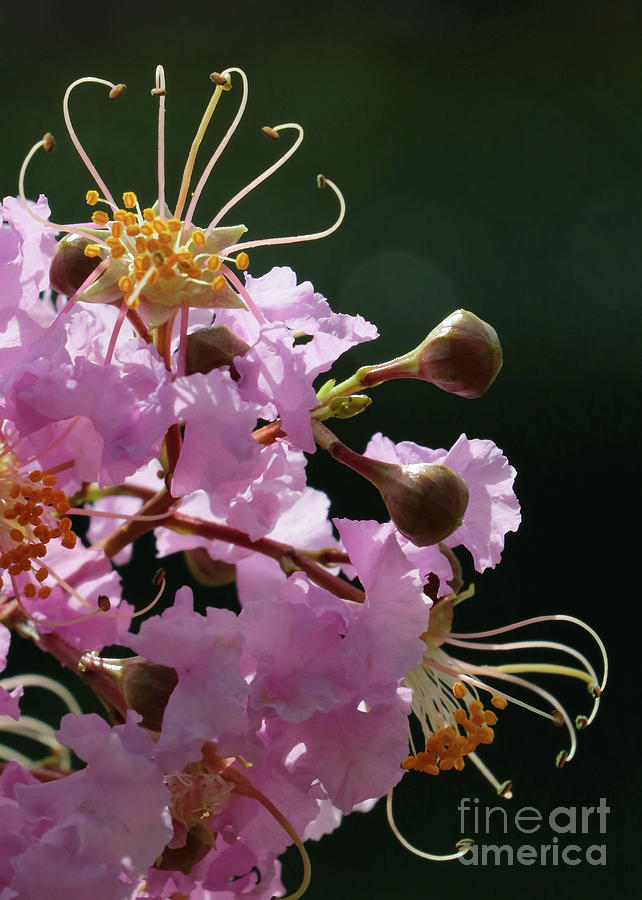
[79,189,249,315]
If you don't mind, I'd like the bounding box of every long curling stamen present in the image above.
[206,122,304,234]
[183,67,250,231]
[218,174,346,257]
[151,65,167,218]
[448,614,608,699]
[18,137,109,243]
[62,76,124,208]
[174,71,228,221]
[386,789,474,862]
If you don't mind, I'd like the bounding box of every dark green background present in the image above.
[1,2,639,897]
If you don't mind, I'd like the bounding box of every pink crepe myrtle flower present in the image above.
[216,268,378,452]
[123,587,250,773]
[170,369,263,500]
[235,485,340,604]
[0,322,176,487]
[0,714,172,900]
[365,432,521,572]
[0,194,56,324]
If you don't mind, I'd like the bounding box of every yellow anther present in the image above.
[124,212,137,227]
[85,190,99,206]
[177,250,193,263]
[118,276,133,293]
[167,219,182,232]
[158,232,173,245]
[123,191,138,209]
[135,236,147,253]
[147,238,162,252]
[113,209,128,223]
[142,208,155,222]
[212,275,226,292]
[106,237,123,249]
[491,695,508,710]
[141,223,154,236]
[207,254,222,271]
[153,218,168,233]
[111,246,126,258]
[91,210,110,226]
[126,225,141,237]
[83,244,102,258]
[151,252,165,268]
[127,294,140,309]
[235,251,250,271]
[453,681,467,699]
[191,229,206,246]
[111,222,124,238]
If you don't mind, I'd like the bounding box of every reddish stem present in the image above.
[165,512,365,604]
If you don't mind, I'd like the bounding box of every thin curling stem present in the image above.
[62,77,121,208]
[219,175,346,257]
[174,75,227,220]
[206,122,304,234]
[219,764,311,900]
[18,138,109,243]
[152,65,167,218]
[183,67,250,231]
[386,789,474,862]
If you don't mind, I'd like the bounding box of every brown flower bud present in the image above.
[377,462,469,546]
[415,309,502,398]
[327,439,469,547]
[115,657,178,732]
[185,325,250,377]
[49,236,102,297]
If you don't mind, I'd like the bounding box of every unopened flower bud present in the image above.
[413,309,502,398]
[49,235,103,297]
[361,309,502,399]
[327,439,469,546]
[377,462,469,546]
[185,325,250,378]
[103,656,178,732]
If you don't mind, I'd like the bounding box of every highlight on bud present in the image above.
[363,309,502,399]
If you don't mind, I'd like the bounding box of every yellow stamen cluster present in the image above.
[81,190,249,310]
[0,467,77,600]
[402,682,506,776]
